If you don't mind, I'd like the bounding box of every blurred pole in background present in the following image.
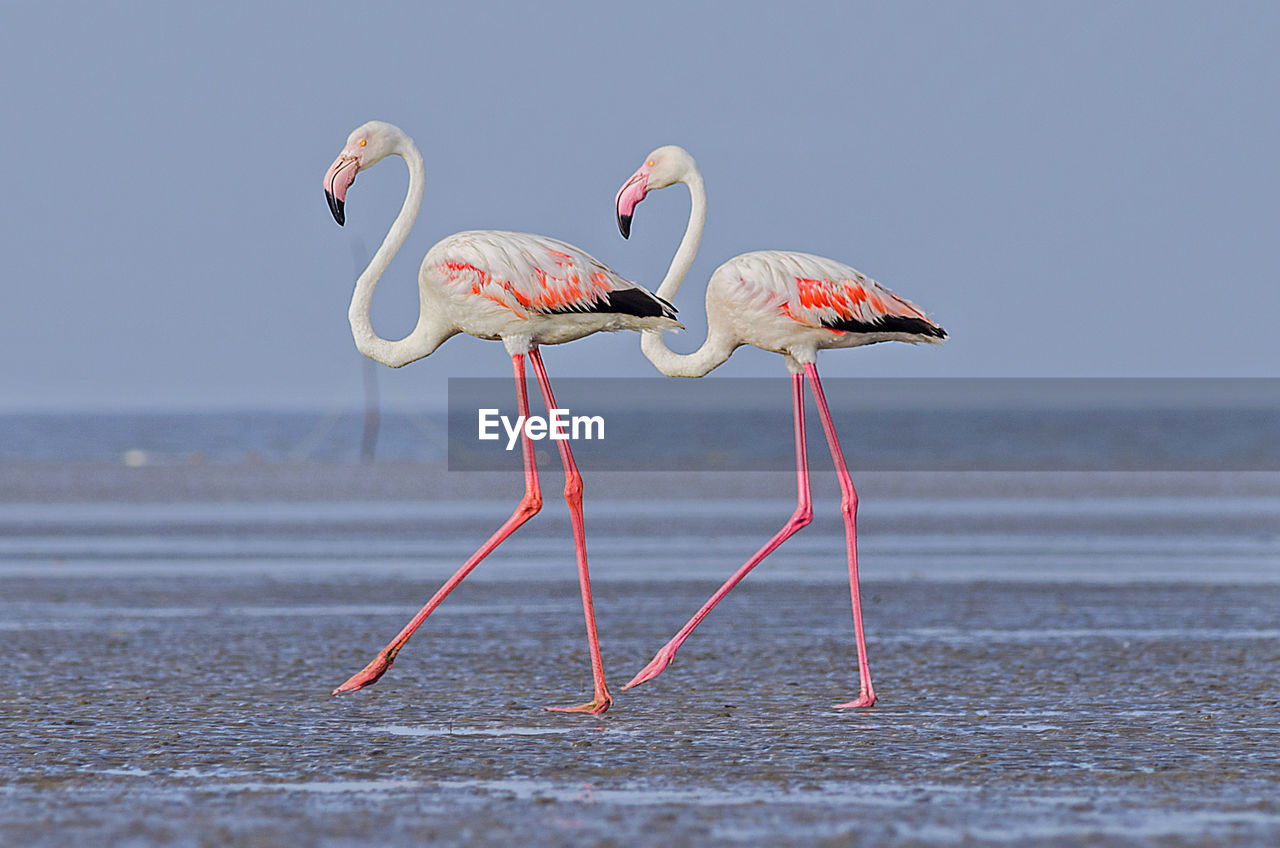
[361,357,379,463]
[351,239,380,463]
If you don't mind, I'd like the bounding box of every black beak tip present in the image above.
[617,213,632,239]
[325,190,345,226]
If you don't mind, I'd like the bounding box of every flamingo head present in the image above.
[615,145,696,239]
[323,120,406,226]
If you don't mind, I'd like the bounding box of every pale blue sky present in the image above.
[2,1,1276,410]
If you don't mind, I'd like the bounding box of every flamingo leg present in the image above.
[804,362,876,708]
[332,353,543,696]
[625,372,813,690]
[528,348,613,714]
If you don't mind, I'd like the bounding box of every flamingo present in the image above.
[614,145,946,708]
[321,121,678,714]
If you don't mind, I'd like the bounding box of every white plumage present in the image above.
[424,230,677,346]
[704,249,943,359]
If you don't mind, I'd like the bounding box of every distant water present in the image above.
[2,406,1278,470]
[0,411,448,465]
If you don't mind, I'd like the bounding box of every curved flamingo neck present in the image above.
[654,167,706,304]
[348,135,450,368]
[641,164,734,378]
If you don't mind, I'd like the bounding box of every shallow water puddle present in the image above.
[202,776,958,808]
[219,780,425,794]
[375,725,581,738]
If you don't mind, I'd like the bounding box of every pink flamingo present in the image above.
[615,145,946,708]
[322,121,678,714]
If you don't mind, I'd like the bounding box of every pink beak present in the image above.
[323,154,361,226]
[615,164,651,239]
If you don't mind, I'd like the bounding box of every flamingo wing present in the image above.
[735,251,945,339]
[433,231,676,321]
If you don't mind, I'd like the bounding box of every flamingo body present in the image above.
[704,250,945,362]
[423,230,676,348]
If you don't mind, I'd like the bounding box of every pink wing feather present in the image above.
[729,251,942,337]
[432,231,673,320]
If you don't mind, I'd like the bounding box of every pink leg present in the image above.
[529,349,612,714]
[804,362,876,708]
[625,372,813,690]
[332,353,543,696]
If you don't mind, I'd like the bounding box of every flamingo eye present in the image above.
[359,139,368,147]
[647,160,654,167]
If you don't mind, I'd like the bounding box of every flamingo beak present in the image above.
[615,165,651,239]
[323,154,361,226]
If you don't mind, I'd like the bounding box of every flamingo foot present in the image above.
[331,651,394,696]
[546,693,612,715]
[832,691,877,709]
[623,643,680,690]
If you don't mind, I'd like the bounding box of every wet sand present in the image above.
[3,467,1279,845]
